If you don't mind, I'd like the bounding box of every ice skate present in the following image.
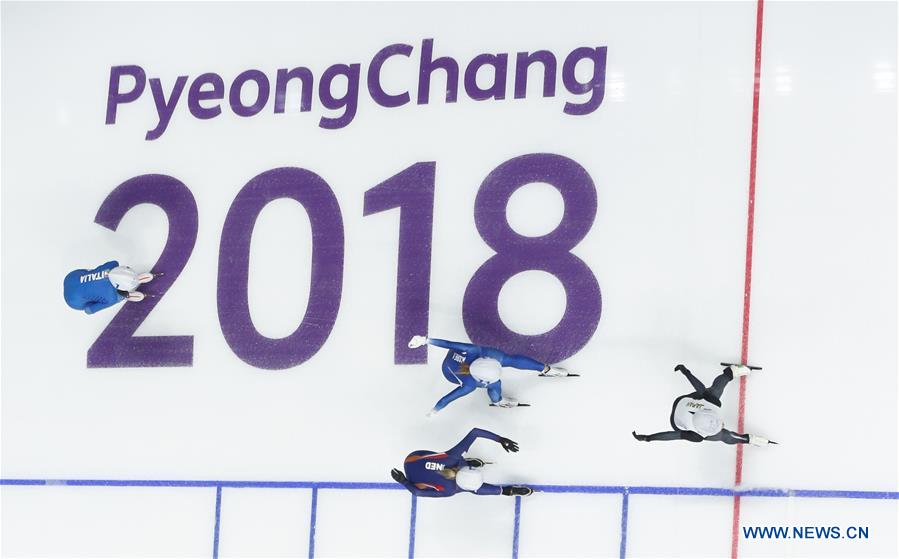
[721,362,762,374]
[749,434,777,446]
[491,397,529,408]
[540,365,578,377]
[502,485,534,497]
[726,364,754,377]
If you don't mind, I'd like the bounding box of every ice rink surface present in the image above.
[1,2,896,558]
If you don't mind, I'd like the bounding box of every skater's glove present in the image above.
[632,431,649,442]
[674,364,689,374]
[498,437,519,453]
[425,408,438,418]
[390,468,407,484]
[408,335,428,349]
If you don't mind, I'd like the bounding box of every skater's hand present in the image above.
[498,437,519,453]
[408,335,428,349]
[391,468,407,484]
[425,408,438,418]
[632,431,649,442]
[674,364,688,374]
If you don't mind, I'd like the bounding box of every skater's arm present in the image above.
[675,364,706,393]
[83,294,125,315]
[487,381,503,403]
[447,428,519,456]
[433,383,477,412]
[426,338,481,353]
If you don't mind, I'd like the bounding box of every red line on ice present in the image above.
[732,0,765,557]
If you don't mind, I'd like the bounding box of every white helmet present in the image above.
[469,357,501,384]
[455,467,484,492]
[108,266,140,292]
[691,409,723,437]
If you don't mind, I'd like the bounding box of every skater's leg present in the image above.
[705,368,735,401]
[678,366,708,393]
[705,429,750,445]
[640,430,704,442]
[499,353,545,372]
[487,381,503,404]
[474,483,503,496]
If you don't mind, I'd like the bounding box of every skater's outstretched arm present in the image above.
[675,364,707,393]
[447,428,519,456]
[633,430,704,442]
[424,337,481,353]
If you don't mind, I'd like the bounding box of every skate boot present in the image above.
[502,485,534,497]
[749,434,777,446]
[540,365,578,377]
[491,397,526,408]
[727,365,753,377]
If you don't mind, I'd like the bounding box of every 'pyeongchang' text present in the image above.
[105,38,608,140]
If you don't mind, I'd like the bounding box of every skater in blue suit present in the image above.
[390,428,533,498]
[407,335,577,415]
[63,261,156,314]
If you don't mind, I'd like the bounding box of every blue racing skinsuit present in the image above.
[63,261,125,315]
[428,338,546,411]
[397,428,505,497]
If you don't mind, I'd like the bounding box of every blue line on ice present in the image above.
[1,479,896,499]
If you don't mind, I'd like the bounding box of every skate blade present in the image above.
[720,362,762,370]
[489,403,531,407]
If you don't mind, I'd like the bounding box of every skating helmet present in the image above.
[108,266,140,292]
[454,467,484,492]
[469,358,501,384]
[691,409,723,437]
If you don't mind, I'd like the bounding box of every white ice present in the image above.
[1,2,896,557]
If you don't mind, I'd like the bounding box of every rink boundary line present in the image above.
[212,486,222,559]
[5,480,895,558]
[733,0,767,556]
[2,479,897,499]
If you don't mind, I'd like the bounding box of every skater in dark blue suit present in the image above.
[407,335,577,415]
[63,261,156,314]
[390,428,533,498]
